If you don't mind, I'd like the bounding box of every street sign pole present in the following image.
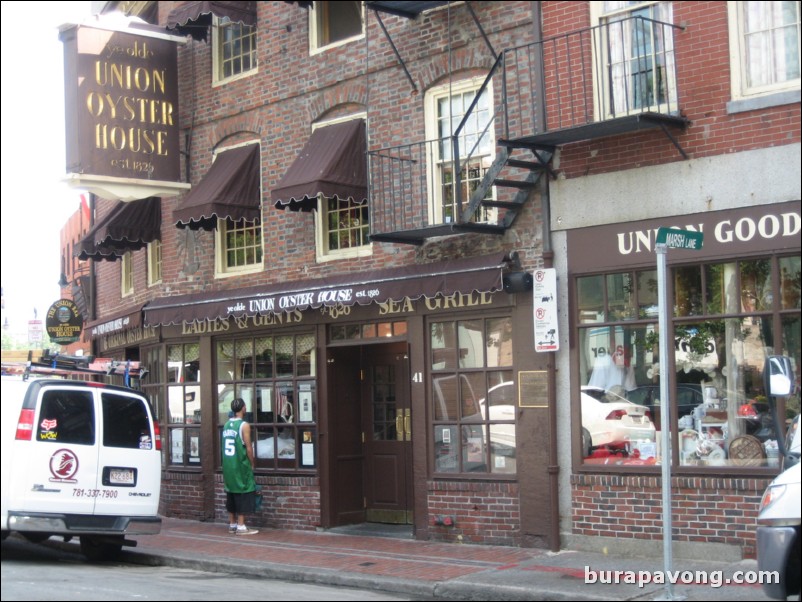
[656,242,681,601]
[654,228,701,601]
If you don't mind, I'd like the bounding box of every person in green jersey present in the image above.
[222,398,259,535]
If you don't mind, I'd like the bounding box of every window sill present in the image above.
[727,89,801,115]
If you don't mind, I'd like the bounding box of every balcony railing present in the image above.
[368,16,686,241]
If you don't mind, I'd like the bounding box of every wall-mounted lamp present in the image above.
[503,272,533,294]
[58,273,69,288]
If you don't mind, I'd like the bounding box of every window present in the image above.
[310,1,364,53]
[102,392,153,450]
[215,217,263,276]
[37,390,95,445]
[213,16,257,84]
[216,334,317,470]
[430,317,515,475]
[167,343,201,467]
[729,1,801,101]
[424,78,495,226]
[147,239,162,286]
[121,251,133,297]
[592,1,677,117]
[576,255,801,469]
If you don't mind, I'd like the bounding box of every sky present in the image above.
[1,1,93,336]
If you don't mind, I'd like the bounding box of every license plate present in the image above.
[109,468,134,485]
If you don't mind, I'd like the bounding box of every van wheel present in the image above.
[80,535,123,562]
[581,428,592,458]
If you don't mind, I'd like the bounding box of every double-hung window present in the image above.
[310,1,364,53]
[593,1,677,117]
[147,240,162,286]
[213,16,257,84]
[728,1,801,103]
[424,78,495,226]
[121,251,134,297]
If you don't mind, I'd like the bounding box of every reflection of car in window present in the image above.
[625,384,705,431]
[581,386,655,457]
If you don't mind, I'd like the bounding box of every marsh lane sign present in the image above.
[656,227,704,250]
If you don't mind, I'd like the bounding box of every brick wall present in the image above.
[214,474,321,531]
[427,480,521,546]
[571,474,773,558]
[160,470,207,520]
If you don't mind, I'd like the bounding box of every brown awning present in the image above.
[166,1,257,42]
[174,144,261,231]
[144,252,511,326]
[77,197,161,262]
[85,306,144,340]
[273,120,367,212]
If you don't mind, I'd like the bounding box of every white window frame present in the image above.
[213,142,264,278]
[121,251,134,297]
[727,1,801,104]
[313,113,372,263]
[590,1,677,119]
[424,76,496,227]
[309,1,365,55]
[147,239,162,286]
[212,15,258,86]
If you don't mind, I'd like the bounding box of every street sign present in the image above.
[656,227,703,250]
[533,268,559,352]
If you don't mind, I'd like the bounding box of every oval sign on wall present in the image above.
[46,299,83,344]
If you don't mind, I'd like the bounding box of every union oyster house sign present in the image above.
[59,19,190,201]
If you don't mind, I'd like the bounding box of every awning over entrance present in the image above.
[173,144,261,231]
[166,1,257,42]
[273,120,367,212]
[143,252,511,326]
[77,197,161,261]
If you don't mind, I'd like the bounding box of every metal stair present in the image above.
[454,145,553,234]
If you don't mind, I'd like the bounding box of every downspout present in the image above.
[530,0,560,553]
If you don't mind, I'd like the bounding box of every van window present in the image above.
[37,390,95,445]
[102,393,153,449]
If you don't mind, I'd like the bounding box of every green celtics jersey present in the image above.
[221,418,256,494]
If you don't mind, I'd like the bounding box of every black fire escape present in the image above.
[366,2,689,245]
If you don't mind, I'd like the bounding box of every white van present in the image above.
[1,377,162,560]
[756,356,800,600]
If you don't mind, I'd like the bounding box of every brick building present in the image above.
[71,1,800,559]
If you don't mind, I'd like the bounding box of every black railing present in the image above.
[368,16,683,239]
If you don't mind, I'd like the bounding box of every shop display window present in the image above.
[576,255,801,470]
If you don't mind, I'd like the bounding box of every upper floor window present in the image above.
[729,1,801,100]
[213,16,257,84]
[424,77,495,226]
[121,251,133,297]
[310,1,364,54]
[593,1,677,117]
[147,239,162,286]
[215,217,263,276]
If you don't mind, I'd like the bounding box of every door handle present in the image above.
[396,410,404,441]
[404,409,411,441]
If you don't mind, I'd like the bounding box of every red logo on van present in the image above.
[49,449,79,483]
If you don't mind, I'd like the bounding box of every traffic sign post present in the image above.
[655,228,703,601]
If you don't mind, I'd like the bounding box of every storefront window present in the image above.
[167,343,201,466]
[217,333,317,471]
[577,255,801,470]
[431,317,515,475]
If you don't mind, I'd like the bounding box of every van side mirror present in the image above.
[763,355,794,397]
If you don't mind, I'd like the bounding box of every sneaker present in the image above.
[228,525,237,534]
[236,526,259,536]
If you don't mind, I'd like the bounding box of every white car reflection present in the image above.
[581,386,655,457]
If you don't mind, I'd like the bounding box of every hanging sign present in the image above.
[46,299,83,345]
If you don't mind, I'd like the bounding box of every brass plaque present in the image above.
[518,370,549,408]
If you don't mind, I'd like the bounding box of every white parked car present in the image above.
[581,386,655,457]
